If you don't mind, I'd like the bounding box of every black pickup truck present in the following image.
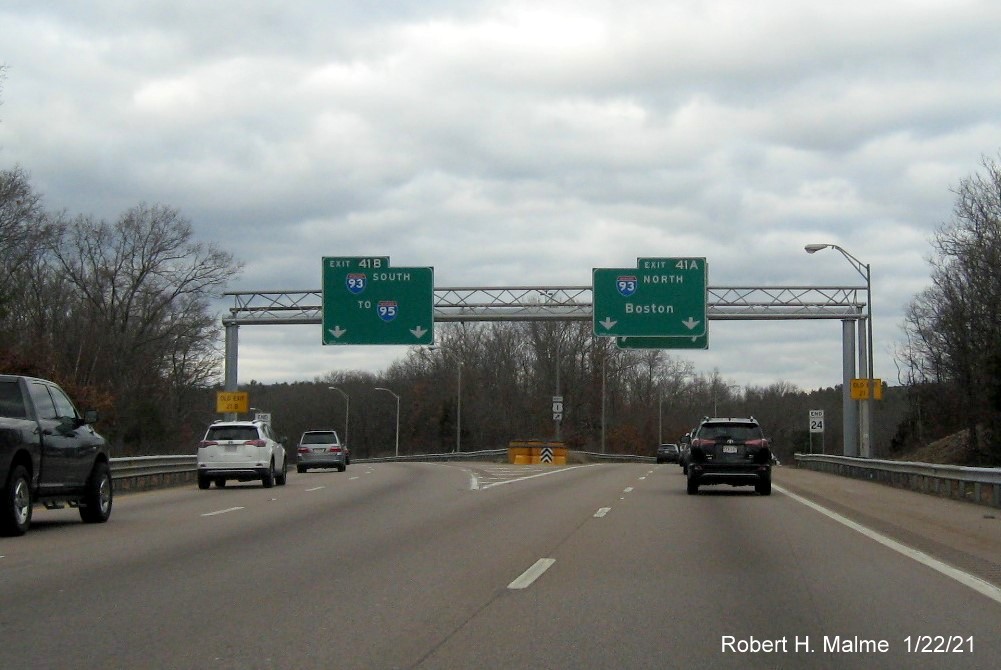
[0,374,113,536]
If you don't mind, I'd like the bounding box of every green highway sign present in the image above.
[593,257,707,338]
[616,332,709,350]
[322,257,434,345]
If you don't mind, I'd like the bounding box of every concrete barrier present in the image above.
[507,441,567,465]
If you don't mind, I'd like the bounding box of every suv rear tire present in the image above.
[686,475,699,495]
[262,462,275,488]
[755,477,772,496]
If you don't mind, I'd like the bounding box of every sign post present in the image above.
[322,257,434,346]
[593,257,707,338]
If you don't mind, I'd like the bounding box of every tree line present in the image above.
[0,166,240,451]
[5,149,1001,463]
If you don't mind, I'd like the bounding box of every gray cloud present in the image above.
[2,0,999,388]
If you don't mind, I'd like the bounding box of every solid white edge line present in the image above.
[775,484,1001,606]
[201,506,244,517]
[508,558,556,590]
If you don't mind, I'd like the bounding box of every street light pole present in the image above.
[456,362,462,453]
[806,243,874,457]
[658,396,664,445]
[601,355,607,453]
[328,386,349,446]
[374,387,400,458]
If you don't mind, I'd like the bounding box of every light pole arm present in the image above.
[805,242,875,457]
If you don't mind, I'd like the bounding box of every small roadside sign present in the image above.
[809,409,824,434]
[850,379,869,400]
[851,379,883,400]
[216,391,249,414]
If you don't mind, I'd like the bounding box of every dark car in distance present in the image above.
[656,443,680,464]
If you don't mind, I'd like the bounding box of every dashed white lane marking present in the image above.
[201,507,244,517]
[349,476,360,480]
[623,487,634,493]
[305,486,324,492]
[594,507,611,518]
[638,476,647,480]
[508,558,556,589]
[776,484,1001,606]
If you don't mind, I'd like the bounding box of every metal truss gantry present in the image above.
[222,284,868,456]
[222,285,866,325]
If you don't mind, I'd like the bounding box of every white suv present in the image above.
[197,420,288,489]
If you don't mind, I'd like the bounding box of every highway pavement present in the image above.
[2,462,1000,669]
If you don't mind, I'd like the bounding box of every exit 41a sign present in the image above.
[593,257,707,338]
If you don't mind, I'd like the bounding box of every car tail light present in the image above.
[692,438,713,448]
[244,439,267,447]
[297,447,310,454]
[329,446,342,452]
[199,440,217,448]
[745,439,767,448]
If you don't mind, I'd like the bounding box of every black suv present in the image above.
[686,417,771,495]
[655,443,680,464]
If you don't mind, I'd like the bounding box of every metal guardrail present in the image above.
[108,451,511,491]
[794,453,1001,508]
[578,452,656,463]
[109,450,658,491]
[104,452,1001,509]
[355,449,508,463]
[111,455,198,492]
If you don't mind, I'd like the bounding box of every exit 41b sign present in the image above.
[322,257,434,345]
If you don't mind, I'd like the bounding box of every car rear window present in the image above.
[698,423,763,440]
[206,426,260,441]
[301,432,338,445]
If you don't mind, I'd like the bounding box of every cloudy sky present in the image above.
[2,0,999,391]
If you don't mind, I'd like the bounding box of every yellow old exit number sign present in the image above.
[216,391,249,413]
[850,379,883,401]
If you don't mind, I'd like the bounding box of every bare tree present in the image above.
[47,203,243,450]
[901,153,1001,463]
